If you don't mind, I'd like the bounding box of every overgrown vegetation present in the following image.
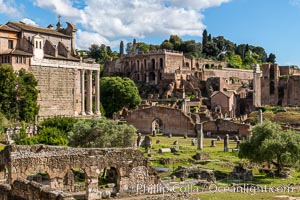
[100,77,142,117]
[239,121,300,175]
[12,117,136,148]
[69,118,136,148]
[0,65,39,122]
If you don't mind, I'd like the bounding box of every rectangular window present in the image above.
[16,56,18,63]
[8,40,13,49]
[23,57,26,64]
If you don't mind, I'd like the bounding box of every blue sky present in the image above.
[0,0,300,66]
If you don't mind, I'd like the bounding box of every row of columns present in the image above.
[80,70,101,116]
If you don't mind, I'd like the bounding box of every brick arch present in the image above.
[126,106,196,136]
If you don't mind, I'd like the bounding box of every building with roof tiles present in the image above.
[0,21,100,118]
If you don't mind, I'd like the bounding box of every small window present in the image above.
[16,57,18,63]
[36,41,38,48]
[39,41,42,49]
[23,57,26,64]
[8,40,13,49]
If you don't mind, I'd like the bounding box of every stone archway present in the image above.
[151,118,163,135]
[126,106,195,136]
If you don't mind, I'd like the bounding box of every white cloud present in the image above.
[76,30,109,49]
[20,18,38,26]
[0,0,20,17]
[33,0,231,49]
[290,0,300,7]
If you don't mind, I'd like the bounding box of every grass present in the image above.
[197,191,300,200]
[138,134,300,188]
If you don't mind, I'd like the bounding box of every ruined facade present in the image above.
[0,22,100,117]
[0,145,158,200]
[106,51,260,117]
[261,63,300,106]
[126,106,195,136]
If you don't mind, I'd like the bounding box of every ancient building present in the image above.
[210,91,236,118]
[202,119,250,138]
[0,145,158,200]
[0,21,100,117]
[105,50,260,117]
[261,63,300,106]
[126,106,195,136]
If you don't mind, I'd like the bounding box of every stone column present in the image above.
[95,70,101,116]
[197,123,203,150]
[81,69,86,116]
[86,70,93,115]
[224,134,229,152]
[258,109,263,124]
[86,168,101,200]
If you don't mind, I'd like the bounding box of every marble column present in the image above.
[95,70,101,116]
[86,70,93,115]
[81,69,86,116]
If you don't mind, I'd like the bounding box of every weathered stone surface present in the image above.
[193,152,210,161]
[126,106,195,136]
[0,145,159,200]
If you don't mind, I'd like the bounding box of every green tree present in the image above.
[267,53,276,63]
[40,116,79,134]
[160,40,174,50]
[136,42,150,53]
[68,118,136,148]
[126,42,133,54]
[100,77,142,117]
[0,64,17,119]
[202,29,208,45]
[119,40,124,55]
[19,126,67,146]
[239,121,300,175]
[226,53,243,68]
[17,69,39,122]
[88,44,101,62]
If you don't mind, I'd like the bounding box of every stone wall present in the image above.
[126,106,196,136]
[0,179,75,200]
[202,68,253,81]
[29,66,80,117]
[203,119,250,138]
[0,145,158,200]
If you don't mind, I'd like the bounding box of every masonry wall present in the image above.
[202,68,253,81]
[126,106,196,136]
[203,119,250,138]
[0,179,75,200]
[29,66,80,117]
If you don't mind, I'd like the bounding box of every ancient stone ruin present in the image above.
[0,145,159,200]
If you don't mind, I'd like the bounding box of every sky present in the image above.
[0,0,300,66]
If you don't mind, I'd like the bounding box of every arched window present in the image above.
[270,81,275,95]
[149,72,155,81]
[35,41,38,48]
[159,58,163,69]
[39,41,42,49]
[185,62,189,68]
[270,65,275,80]
[151,59,155,70]
[144,59,147,70]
